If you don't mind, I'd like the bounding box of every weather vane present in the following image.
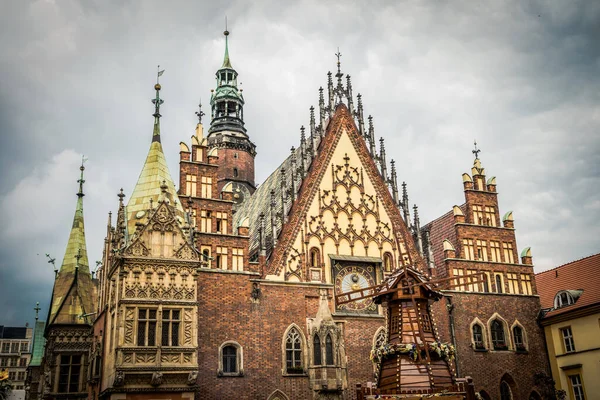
[472,140,481,159]
[156,65,165,84]
[46,253,57,274]
[195,98,205,124]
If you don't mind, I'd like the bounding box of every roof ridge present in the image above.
[535,252,600,276]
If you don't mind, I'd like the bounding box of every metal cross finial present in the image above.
[195,98,205,124]
[77,155,87,197]
[34,302,41,321]
[472,140,481,159]
[335,48,342,68]
[118,188,125,204]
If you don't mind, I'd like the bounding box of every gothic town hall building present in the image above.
[33,31,550,400]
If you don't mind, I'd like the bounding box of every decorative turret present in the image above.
[47,159,96,326]
[206,27,256,195]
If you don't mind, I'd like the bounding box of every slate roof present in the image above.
[536,253,600,319]
[29,321,46,367]
[233,136,321,258]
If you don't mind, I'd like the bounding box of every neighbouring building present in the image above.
[536,253,600,400]
[0,325,33,400]
[37,30,553,400]
[422,155,549,399]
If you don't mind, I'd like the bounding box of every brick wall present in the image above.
[196,271,385,400]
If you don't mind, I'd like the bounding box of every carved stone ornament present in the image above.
[113,371,125,387]
[187,371,198,385]
[151,371,164,387]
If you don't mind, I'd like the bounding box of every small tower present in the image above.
[207,27,256,196]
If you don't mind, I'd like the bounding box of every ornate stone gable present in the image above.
[267,104,423,281]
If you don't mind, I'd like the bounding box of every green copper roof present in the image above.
[29,320,46,366]
[222,31,232,68]
[48,166,96,326]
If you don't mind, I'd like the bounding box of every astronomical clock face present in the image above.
[332,261,377,314]
[231,182,250,205]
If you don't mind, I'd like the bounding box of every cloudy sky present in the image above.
[1,0,598,326]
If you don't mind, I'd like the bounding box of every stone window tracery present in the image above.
[472,324,485,349]
[325,334,334,365]
[383,252,393,273]
[312,335,322,366]
[284,327,303,374]
[500,381,512,400]
[309,247,320,268]
[491,319,507,350]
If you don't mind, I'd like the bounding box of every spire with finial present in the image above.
[413,204,424,256]
[309,106,317,156]
[346,74,354,113]
[77,156,87,197]
[300,126,307,177]
[270,189,278,248]
[367,115,377,156]
[379,137,388,182]
[327,71,334,117]
[356,93,365,137]
[222,17,232,68]
[290,147,297,201]
[280,167,287,224]
[401,182,411,224]
[390,160,399,204]
[152,66,165,142]
[318,87,326,134]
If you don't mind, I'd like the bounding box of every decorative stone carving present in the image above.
[113,371,125,387]
[150,372,163,387]
[187,371,198,385]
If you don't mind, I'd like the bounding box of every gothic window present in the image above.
[491,319,507,350]
[490,241,502,262]
[500,381,512,400]
[285,328,303,374]
[325,334,334,365]
[513,326,525,351]
[201,176,213,198]
[502,242,515,263]
[373,327,387,349]
[137,309,157,346]
[484,206,496,226]
[216,212,227,234]
[472,324,485,349]
[161,309,180,347]
[521,274,533,295]
[233,168,238,178]
[561,327,575,353]
[313,335,322,366]
[309,247,320,268]
[383,252,393,272]
[462,239,475,260]
[506,273,519,294]
[555,291,575,308]
[495,274,503,294]
[231,248,244,271]
[218,342,243,377]
[185,174,197,197]
[58,354,81,393]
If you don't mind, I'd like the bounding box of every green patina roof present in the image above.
[48,169,96,326]
[222,32,232,68]
[29,320,46,366]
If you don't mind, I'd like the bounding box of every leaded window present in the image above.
[285,328,302,374]
[473,324,484,349]
[222,345,237,373]
[161,309,180,347]
[58,354,81,393]
[491,320,506,350]
[513,326,525,351]
[313,335,322,366]
[325,334,334,365]
[137,309,157,346]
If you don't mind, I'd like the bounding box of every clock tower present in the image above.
[207,28,256,205]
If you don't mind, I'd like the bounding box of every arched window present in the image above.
[554,291,575,308]
[309,247,320,268]
[313,335,322,366]
[218,341,243,377]
[472,324,485,349]
[479,390,491,400]
[373,327,387,350]
[383,252,393,273]
[495,275,503,294]
[491,320,507,350]
[325,334,334,365]
[285,328,303,374]
[500,381,512,400]
[513,326,525,351]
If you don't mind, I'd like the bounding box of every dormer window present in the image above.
[554,290,578,308]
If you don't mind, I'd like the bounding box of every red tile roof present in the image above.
[536,253,600,318]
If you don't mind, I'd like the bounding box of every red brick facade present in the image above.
[423,159,549,399]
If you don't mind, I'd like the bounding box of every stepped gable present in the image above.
[421,204,466,270]
[536,253,600,318]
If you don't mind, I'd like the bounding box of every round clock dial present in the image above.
[334,265,377,312]
[231,182,250,205]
